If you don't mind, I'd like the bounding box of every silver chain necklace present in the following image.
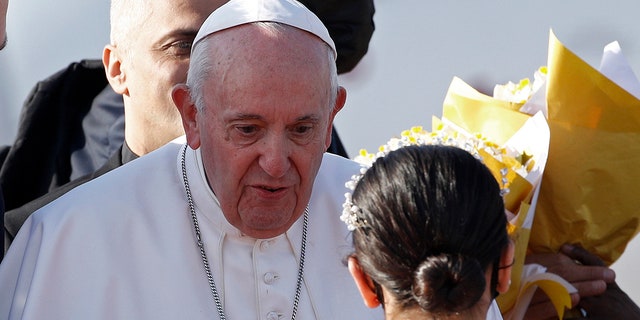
[180,145,308,320]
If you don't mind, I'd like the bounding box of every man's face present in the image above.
[116,0,226,151]
[188,26,342,239]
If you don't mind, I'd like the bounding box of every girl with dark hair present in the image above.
[343,145,514,319]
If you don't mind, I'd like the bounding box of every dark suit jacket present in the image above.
[4,144,136,253]
[0,185,4,262]
[0,60,108,211]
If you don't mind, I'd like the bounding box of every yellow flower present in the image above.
[354,122,536,199]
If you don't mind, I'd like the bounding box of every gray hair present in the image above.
[186,22,338,112]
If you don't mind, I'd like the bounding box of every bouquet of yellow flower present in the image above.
[354,30,640,319]
[353,90,574,319]
[430,30,640,318]
[527,32,640,267]
[489,31,640,264]
[437,76,575,320]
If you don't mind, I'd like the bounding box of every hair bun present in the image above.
[412,253,486,313]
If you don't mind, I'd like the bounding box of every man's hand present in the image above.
[564,245,640,319]
[523,244,615,319]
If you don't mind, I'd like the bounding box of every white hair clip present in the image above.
[340,168,368,231]
[340,124,526,231]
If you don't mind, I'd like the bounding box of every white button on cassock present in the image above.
[266,311,280,320]
[260,240,272,251]
[263,272,279,284]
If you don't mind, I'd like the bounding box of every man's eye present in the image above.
[166,40,192,56]
[293,125,313,135]
[237,126,258,135]
[229,125,262,146]
[290,125,316,144]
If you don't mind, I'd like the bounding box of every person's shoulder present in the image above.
[313,153,361,201]
[28,140,185,223]
[318,153,362,187]
[4,175,91,242]
[320,152,361,172]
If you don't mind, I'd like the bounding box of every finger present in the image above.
[551,264,615,283]
[526,252,614,283]
[561,244,605,267]
[571,280,607,298]
[525,252,574,267]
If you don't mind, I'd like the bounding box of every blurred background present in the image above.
[1,0,639,303]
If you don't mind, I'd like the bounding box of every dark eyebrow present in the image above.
[154,29,199,47]
[168,29,199,39]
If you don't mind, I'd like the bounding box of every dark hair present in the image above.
[350,145,508,314]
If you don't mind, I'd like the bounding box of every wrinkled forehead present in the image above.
[212,27,331,101]
[194,32,331,120]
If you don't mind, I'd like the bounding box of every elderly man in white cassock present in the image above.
[0,0,382,319]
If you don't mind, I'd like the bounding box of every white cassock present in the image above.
[0,140,382,319]
[0,139,504,320]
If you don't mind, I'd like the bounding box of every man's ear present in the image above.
[325,86,347,150]
[348,256,381,308]
[103,44,128,95]
[172,83,201,149]
[497,241,516,294]
[333,86,347,115]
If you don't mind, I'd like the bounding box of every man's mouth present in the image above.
[260,186,283,192]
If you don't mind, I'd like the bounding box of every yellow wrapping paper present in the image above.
[443,77,530,146]
[441,77,574,319]
[529,31,640,265]
[501,268,575,320]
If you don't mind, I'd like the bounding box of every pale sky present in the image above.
[1,0,640,304]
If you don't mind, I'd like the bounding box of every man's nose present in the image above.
[258,134,292,178]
